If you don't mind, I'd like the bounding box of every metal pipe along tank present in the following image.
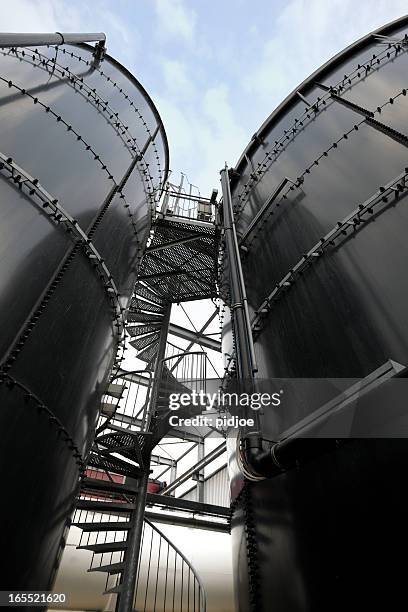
[0,36,168,591]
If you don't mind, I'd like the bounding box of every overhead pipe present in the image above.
[221,165,346,481]
[0,32,106,64]
[0,32,106,47]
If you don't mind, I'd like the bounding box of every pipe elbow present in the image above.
[239,435,283,480]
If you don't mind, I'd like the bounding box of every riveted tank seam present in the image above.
[250,169,408,336]
[239,87,408,251]
[53,44,167,188]
[0,73,149,245]
[231,14,408,201]
[2,46,149,166]
[234,38,408,218]
[0,373,85,472]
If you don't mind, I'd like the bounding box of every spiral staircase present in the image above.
[72,185,221,611]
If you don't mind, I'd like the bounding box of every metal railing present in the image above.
[74,474,206,611]
[97,369,153,434]
[155,351,208,420]
[74,483,134,594]
[162,350,207,382]
[134,517,206,612]
[159,178,215,222]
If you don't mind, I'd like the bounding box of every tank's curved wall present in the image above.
[224,15,408,612]
[0,42,168,590]
[230,16,408,379]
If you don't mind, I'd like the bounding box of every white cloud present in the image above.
[1,0,407,196]
[0,0,140,66]
[160,58,196,98]
[153,0,197,44]
[244,0,408,110]
[154,81,247,194]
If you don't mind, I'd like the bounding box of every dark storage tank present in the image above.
[0,38,168,590]
[224,14,408,612]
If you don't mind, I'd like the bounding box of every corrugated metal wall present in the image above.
[181,466,230,507]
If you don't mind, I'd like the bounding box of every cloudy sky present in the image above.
[3,0,407,193]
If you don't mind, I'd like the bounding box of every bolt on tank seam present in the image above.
[239,87,408,251]
[250,170,408,336]
[49,45,164,185]
[233,39,408,218]
[0,114,156,375]
[234,39,407,214]
[4,46,151,167]
[0,74,152,243]
[243,484,262,612]
[0,156,127,372]
[0,373,86,473]
[4,48,160,201]
[19,45,162,196]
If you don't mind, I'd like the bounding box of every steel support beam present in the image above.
[145,492,230,518]
[161,441,227,496]
[145,511,229,532]
[168,322,221,352]
[168,308,219,372]
[169,462,177,497]
[194,439,205,503]
[151,454,176,467]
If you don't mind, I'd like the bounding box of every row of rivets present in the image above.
[233,39,407,219]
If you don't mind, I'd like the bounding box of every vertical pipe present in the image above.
[220,166,257,379]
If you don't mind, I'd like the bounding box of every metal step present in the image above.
[104,585,122,595]
[76,499,135,515]
[136,341,160,363]
[87,452,141,479]
[126,322,162,337]
[78,541,128,553]
[135,282,166,306]
[127,311,164,324]
[73,521,131,532]
[129,338,158,355]
[101,402,116,417]
[103,423,144,438]
[81,476,139,496]
[106,383,126,399]
[97,430,151,454]
[130,297,164,314]
[129,332,159,351]
[88,562,124,575]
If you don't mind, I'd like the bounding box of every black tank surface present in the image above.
[225,14,408,612]
[0,41,168,590]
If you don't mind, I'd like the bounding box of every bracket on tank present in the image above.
[239,176,296,251]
